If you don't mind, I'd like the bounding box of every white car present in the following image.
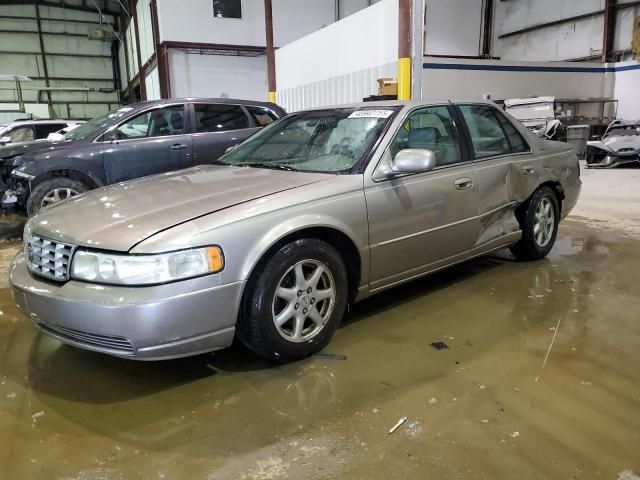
[0,119,83,145]
[585,120,640,168]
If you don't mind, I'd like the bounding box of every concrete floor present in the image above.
[0,165,639,479]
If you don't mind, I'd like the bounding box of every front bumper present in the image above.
[585,148,640,168]
[9,252,244,360]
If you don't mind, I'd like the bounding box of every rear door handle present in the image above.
[523,166,535,175]
[171,143,187,151]
[454,177,473,190]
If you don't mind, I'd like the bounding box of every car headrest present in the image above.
[169,112,184,131]
[408,127,441,149]
[151,111,168,129]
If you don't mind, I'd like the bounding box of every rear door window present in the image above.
[459,105,529,158]
[35,123,66,139]
[194,104,250,133]
[6,125,34,143]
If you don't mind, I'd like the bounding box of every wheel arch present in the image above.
[29,168,103,190]
[516,180,564,225]
[241,224,365,305]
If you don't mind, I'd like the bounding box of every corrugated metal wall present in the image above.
[277,62,397,112]
[0,3,120,119]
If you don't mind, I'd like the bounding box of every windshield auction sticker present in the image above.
[348,110,394,119]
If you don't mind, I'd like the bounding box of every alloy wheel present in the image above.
[272,259,336,343]
[533,197,555,248]
[41,187,80,207]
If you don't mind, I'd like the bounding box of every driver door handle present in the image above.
[523,166,535,175]
[454,177,473,190]
[170,143,187,151]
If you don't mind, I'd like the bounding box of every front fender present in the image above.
[236,213,367,284]
[12,158,105,188]
[132,178,371,290]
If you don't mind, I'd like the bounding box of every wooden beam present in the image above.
[264,0,276,102]
[602,0,617,62]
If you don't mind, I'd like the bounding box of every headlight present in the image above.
[71,247,224,285]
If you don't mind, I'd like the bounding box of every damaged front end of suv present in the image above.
[586,120,640,168]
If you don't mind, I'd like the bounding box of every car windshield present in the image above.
[218,107,399,173]
[63,107,134,141]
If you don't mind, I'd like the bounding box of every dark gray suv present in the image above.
[5,98,285,214]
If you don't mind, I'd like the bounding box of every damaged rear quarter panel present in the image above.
[474,137,577,247]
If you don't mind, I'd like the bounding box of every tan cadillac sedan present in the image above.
[10,101,581,362]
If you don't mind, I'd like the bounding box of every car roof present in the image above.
[5,119,79,126]
[297,99,496,112]
[128,97,281,109]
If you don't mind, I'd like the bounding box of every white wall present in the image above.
[493,0,640,61]
[614,63,640,120]
[276,0,398,111]
[136,0,155,66]
[273,0,335,46]
[421,58,616,102]
[424,0,484,56]
[125,22,138,81]
[168,50,268,101]
[145,67,161,101]
[156,0,360,48]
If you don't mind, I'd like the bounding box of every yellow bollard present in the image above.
[397,57,411,100]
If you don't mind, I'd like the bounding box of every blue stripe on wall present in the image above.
[422,62,640,74]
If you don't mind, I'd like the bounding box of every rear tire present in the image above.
[510,186,560,261]
[237,238,348,363]
[27,177,88,215]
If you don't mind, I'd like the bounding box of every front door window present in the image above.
[115,105,186,140]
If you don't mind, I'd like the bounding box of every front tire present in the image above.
[510,186,560,261]
[27,177,88,215]
[237,238,348,363]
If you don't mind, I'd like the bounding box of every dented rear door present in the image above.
[456,104,531,247]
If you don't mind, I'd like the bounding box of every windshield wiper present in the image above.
[242,162,297,171]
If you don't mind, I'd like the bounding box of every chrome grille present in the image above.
[37,320,135,354]
[26,234,75,281]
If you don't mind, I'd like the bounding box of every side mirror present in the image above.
[47,132,64,142]
[391,148,436,174]
[0,136,12,145]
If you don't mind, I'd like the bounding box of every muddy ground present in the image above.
[0,166,638,479]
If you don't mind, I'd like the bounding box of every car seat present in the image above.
[169,112,184,134]
[408,126,460,165]
[149,111,170,136]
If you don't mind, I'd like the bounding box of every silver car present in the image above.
[10,101,581,362]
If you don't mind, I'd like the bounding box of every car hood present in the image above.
[588,135,640,152]
[29,165,332,251]
[0,139,67,161]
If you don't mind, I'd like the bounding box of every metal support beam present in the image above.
[0,51,112,59]
[0,29,89,38]
[1,0,119,16]
[34,0,52,113]
[264,0,276,103]
[0,14,116,26]
[398,0,411,100]
[15,78,25,112]
[118,13,133,103]
[335,0,340,22]
[603,0,617,62]
[151,0,170,98]
[131,1,146,100]
[481,0,494,57]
